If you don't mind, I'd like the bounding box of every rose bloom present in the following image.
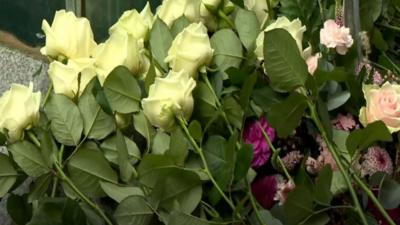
[243,117,276,168]
[302,47,321,75]
[156,0,202,27]
[165,22,214,78]
[320,19,353,55]
[109,2,154,41]
[41,10,96,59]
[0,83,41,142]
[48,58,96,99]
[142,70,196,132]
[359,82,400,133]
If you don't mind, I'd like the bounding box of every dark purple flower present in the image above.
[251,175,279,209]
[243,117,276,168]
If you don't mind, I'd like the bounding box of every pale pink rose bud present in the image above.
[306,53,321,75]
[320,20,353,55]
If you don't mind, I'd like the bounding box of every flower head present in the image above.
[281,151,303,171]
[332,113,359,131]
[320,20,353,55]
[274,179,295,205]
[243,117,276,168]
[361,146,393,177]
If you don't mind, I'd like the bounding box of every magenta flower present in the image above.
[251,175,279,209]
[243,117,276,168]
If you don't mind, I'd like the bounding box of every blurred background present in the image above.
[0,0,162,47]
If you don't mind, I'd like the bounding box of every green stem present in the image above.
[51,177,58,197]
[27,131,41,147]
[246,177,267,225]
[306,99,368,225]
[379,23,400,32]
[381,52,400,74]
[41,83,53,108]
[257,123,293,183]
[201,74,234,135]
[177,118,242,221]
[54,162,114,225]
[265,0,274,21]
[218,10,235,29]
[342,160,397,225]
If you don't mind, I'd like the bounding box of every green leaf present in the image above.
[103,66,142,114]
[38,130,57,168]
[100,181,144,203]
[210,29,243,72]
[263,29,309,92]
[188,120,202,142]
[315,67,350,87]
[167,128,189,166]
[314,166,333,206]
[7,194,32,225]
[116,130,135,183]
[92,77,113,115]
[284,186,314,225]
[360,0,382,31]
[346,121,392,157]
[171,16,190,37]
[234,144,253,181]
[144,61,157,95]
[62,199,87,225]
[0,132,6,145]
[378,175,400,209]
[0,154,18,197]
[114,195,154,225]
[133,111,155,153]
[168,210,218,225]
[138,154,176,188]
[235,9,260,50]
[250,209,283,225]
[8,141,50,177]
[230,0,244,8]
[78,82,115,140]
[152,131,171,155]
[153,169,202,214]
[326,91,351,111]
[300,213,330,225]
[101,135,141,166]
[68,148,118,197]
[222,96,244,129]
[239,73,258,109]
[268,92,307,138]
[28,174,52,203]
[149,18,173,71]
[252,86,285,112]
[27,198,64,225]
[330,171,347,195]
[45,94,83,146]
[371,28,388,52]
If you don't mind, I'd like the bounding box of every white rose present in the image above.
[94,31,141,84]
[255,17,306,60]
[165,22,214,78]
[0,83,41,142]
[109,2,154,41]
[157,0,202,27]
[41,10,97,59]
[48,58,96,98]
[142,70,196,131]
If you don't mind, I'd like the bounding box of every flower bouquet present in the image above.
[1,0,400,224]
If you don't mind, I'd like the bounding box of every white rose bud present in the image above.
[94,31,141,84]
[142,70,196,132]
[165,22,214,78]
[255,17,306,60]
[48,58,96,98]
[109,2,154,41]
[41,10,97,59]
[157,0,202,27]
[0,83,41,142]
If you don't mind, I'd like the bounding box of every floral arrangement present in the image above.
[1,0,400,224]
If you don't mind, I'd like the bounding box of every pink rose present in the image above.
[359,82,400,133]
[320,20,353,55]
